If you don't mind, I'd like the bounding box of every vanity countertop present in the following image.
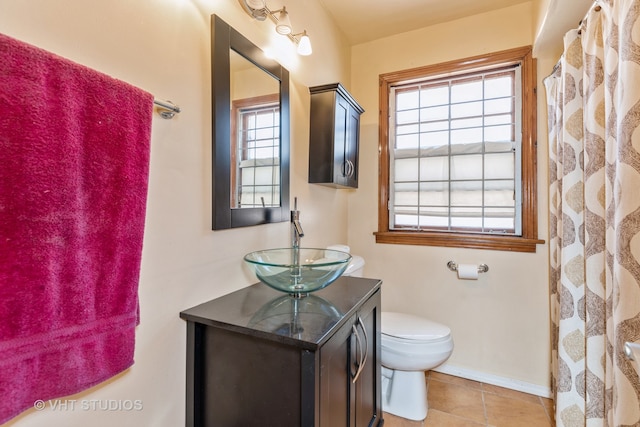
[180,276,381,350]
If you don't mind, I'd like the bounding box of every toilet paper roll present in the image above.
[457,264,479,280]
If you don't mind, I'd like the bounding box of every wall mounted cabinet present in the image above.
[309,83,364,189]
[180,277,383,427]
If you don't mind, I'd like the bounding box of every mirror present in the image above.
[211,15,290,230]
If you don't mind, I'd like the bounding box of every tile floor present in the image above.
[382,371,554,427]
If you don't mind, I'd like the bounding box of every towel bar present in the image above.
[153,99,181,119]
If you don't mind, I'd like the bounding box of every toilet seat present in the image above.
[380,312,454,372]
[382,312,451,342]
[382,332,451,346]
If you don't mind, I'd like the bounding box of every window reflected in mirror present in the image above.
[230,50,280,209]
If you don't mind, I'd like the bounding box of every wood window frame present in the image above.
[375,46,544,253]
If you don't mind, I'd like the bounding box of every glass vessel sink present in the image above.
[244,248,352,297]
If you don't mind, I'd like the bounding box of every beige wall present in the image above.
[348,2,552,392]
[0,0,351,426]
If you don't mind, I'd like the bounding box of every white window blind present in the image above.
[389,66,522,235]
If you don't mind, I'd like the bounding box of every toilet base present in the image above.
[381,367,428,421]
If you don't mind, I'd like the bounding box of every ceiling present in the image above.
[318,0,533,45]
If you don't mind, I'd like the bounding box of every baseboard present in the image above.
[433,364,552,398]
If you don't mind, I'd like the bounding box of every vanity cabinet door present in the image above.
[352,290,382,426]
[318,288,382,427]
[309,83,364,189]
[319,315,355,427]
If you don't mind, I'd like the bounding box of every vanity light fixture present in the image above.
[239,0,313,56]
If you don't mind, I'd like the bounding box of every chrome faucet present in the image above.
[291,197,304,248]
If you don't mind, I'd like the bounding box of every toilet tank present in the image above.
[344,255,365,277]
[327,244,365,277]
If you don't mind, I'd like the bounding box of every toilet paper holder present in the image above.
[447,261,489,274]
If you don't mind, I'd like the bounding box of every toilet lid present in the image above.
[382,312,451,340]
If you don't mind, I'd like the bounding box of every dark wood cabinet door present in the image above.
[343,97,361,188]
[319,290,382,427]
[353,293,382,426]
[333,94,349,187]
[319,316,353,427]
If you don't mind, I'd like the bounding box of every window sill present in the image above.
[374,230,545,253]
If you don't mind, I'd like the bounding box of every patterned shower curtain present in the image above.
[544,0,640,426]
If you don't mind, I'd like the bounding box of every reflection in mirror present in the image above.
[211,15,290,230]
[230,50,280,209]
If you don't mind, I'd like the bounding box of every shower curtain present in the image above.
[544,0,640,426]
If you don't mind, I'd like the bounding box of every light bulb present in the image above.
[297,33,312,56]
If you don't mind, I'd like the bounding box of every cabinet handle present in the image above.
[351,317,369,383]
[351,324,364,383]
[343,160,355,178]
[346,160,355,177]
[357,316,369,375]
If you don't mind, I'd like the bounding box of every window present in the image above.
[376,46,543,252]
[231,95,280,208]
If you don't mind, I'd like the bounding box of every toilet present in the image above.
[327,244,364,277]
[334,245,454,421]
[380,312,453,421]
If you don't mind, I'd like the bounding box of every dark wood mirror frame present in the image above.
[211,15,290,230]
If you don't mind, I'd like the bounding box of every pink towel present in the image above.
[0,33,153,423]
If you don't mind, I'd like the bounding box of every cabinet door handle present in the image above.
[351,324,364,383]
[343,159,355,178]
[346,160,355,177]
[351,317,369,383]
[357,316,369,375]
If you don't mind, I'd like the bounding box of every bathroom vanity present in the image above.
[180,276,383,427]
